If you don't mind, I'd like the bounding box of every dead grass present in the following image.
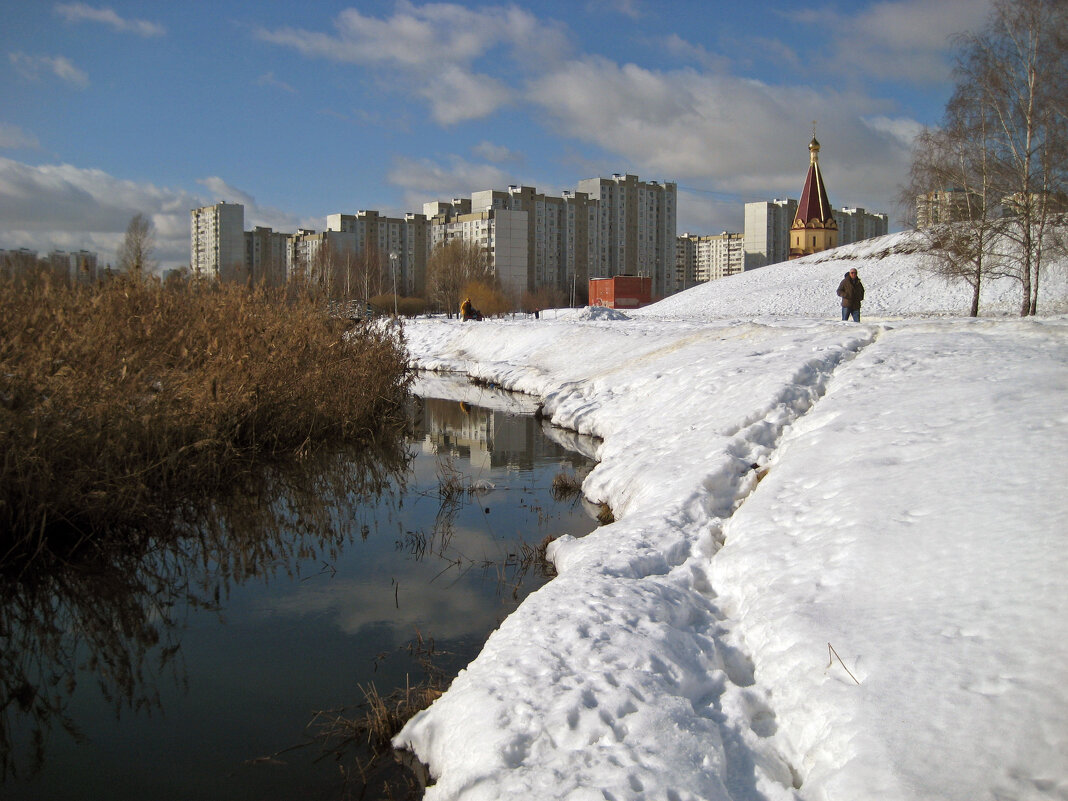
[550,470,583,501]
[0,273,412,544]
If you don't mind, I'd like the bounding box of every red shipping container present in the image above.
[588,276,652,309]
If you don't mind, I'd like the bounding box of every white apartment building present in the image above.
[48,249,99,284]
[191,201,246,282]
[744,198,797,269]
[837,207,889,245]
[576,174,677,300]
[470,186,599,297]
[326,210,430,297]
[245,226,289,287]
[676,232,744,288]
[427,207,529,298]
[286,229,357,287]
[915,189,983,229]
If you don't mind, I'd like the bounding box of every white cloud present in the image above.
[472,141,524,164]
[256,3,571,124]
[256,71,296,93]
[586,0,644,19]
[420,65,513,125]
[9,52,89,88]
[803,0,993,85]
[54,3,165,37]
[863,116,924,149]
[526,58,914,221]
[388,155,515,211]
[0,123,40,150]
[0,158,311,270]
[660,34,731,72]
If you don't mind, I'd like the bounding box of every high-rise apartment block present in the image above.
[915,189,981,229]
[836,207,889,245]
[676,232,744,287]
[49,249,99,284]
[187,173,677,304]
[327,211,430,297]
[245,226,289,287]
[576,174,677,300]
[744,199,797,269]
[190,201,246,281]
[427,205,529,298]
[468,186,599,298]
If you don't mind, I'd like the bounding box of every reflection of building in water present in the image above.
[418,397,572,472]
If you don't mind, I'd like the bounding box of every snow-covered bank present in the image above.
[394,243,1068,801]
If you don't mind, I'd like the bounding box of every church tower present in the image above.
[788,134,837,259]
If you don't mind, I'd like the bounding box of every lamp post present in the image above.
[389,251,399,317]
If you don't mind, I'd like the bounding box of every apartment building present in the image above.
[676,232,744,288]
[469,185,599,297]
[836,207,889,245]
[426,205,529,297]
[744,199,797,269]
[187,173,675,303]
[576,174,677,300]
[49,249,99,284]
[245,226,289,287]
[915,189,982,229]
[286,228,357,287]
[190,201,246,281]
[326,210,430,297]
[0,248,38,279]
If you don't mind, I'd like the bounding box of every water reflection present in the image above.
[0,379,597,799]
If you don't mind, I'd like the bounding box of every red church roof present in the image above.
[793,137,836,228]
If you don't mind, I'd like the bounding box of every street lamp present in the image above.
[389,251,399,317]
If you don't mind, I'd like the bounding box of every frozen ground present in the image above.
[394,233,1068,801]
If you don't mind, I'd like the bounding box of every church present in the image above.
[788,135,838,259]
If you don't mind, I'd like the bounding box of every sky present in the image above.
[394,236,1067,800]
[0,0,996,269]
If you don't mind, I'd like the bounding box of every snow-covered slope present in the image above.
[633,230,1068,319]
[394,235,1068,801]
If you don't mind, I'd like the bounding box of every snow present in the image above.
[393,233,1068,801]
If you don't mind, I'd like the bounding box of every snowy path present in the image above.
[395,314,1068,801]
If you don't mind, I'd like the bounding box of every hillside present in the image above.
[636,230,1068,319]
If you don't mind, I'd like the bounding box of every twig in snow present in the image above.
[827,642,861,685]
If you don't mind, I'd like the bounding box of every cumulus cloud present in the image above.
[586,0,644,19]
[9,52,89,88]
[660,33,731,72]
[525,58,914,222]
[256,71,296,93]
[472,141,524,164]
[801,0,993,85]
[54,3,166,37]
[0,158,311,270]
[0,123,40,150]
[388,155,516,211]
[256,2,571,124]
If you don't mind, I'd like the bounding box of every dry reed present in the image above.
[0,273,412,544]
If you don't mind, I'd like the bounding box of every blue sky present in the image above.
[0,0,993,269]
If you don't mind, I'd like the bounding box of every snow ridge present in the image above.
[397,319,880,800]
[396,241,1068,800]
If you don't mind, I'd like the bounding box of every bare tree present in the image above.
[906,95,999,316]
[116,213,158,275]
[951,0,1068,315]
[425,239,492,317]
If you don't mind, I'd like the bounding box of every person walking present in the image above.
[837,268,865,322]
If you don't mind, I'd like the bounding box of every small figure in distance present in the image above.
[460,297,483,321]
[837,267,864,322]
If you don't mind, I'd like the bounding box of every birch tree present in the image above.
[952,0,1068,315]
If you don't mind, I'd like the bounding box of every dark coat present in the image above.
[837,273,865,310]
